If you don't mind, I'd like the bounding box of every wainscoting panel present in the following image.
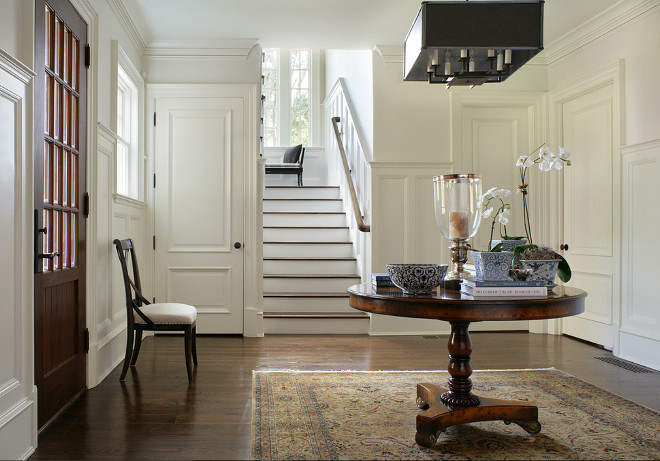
[619,139,660,369]
[0,49,37,460]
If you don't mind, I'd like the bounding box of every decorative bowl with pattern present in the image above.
[386,264,449,294]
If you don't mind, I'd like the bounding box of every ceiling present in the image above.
[122,0,621,50]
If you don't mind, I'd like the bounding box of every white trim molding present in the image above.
[542,0,659,65]
[106,0,147,54]
[144,40,259,60]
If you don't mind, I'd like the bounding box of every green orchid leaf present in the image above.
[502,236,525,240]
[557,254,572,283]
[490,242,504,252]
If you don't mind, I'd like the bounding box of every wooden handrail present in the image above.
[331,116,370,232]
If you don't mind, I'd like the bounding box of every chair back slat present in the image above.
[113,238,154,326]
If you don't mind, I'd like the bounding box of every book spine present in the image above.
[462,287,547,296]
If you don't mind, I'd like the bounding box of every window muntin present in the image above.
[262,48,315,148]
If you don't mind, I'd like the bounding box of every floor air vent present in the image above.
[423,335,441,340]
[595,356,655,373]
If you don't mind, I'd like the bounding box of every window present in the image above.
[112,41,144,200]
[262,48,319,148]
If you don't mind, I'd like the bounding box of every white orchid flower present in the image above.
[559,147,571,160]
[551,158,564,170]
[482,187,497,199]
[538,146,554,159]
[493,188,511,198]
[539,158,552,172]
[516,155,534,168]
[482,207,494,219]
[498,214,509,225]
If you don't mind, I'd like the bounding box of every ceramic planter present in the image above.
[521,259,560,284]
[489,239,528,252]
[472,251,514,281]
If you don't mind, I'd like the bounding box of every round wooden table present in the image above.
[347,284,587,447]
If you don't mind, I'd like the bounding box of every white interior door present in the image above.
[154,94,245,334]
[461,106,530,249]
[560,83,618,349]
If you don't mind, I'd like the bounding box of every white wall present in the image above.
[544,0,660,368]
[325,50,374,159]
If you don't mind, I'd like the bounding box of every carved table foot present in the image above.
[415,383,541,447]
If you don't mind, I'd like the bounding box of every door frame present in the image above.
[547,60,624,351]
[145,84,262,336]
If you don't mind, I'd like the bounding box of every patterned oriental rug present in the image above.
[251,369,660,460]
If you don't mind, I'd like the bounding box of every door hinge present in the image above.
[84,328,89,354]
[153,235,156,250]
[153,112,156,126]
[83,192,90,218]
[84,44,90,69]
[153,173,156,188]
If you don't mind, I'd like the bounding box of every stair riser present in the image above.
[263,214,346,227]
[264,317,369,334]
[263,227,350,242]
[265,187,340,200]
[264,259,357,275]
[264,243,354,258]
[264,200,343,212]
[263,296,353,313]
[263,277,361,293]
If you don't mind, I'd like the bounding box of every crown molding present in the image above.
[144,39,259,60]
[106,0,147,54]
[0,48,35,83]
[374,45,404,64]
[542,0,659,65]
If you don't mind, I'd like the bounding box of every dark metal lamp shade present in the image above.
[404,1,544,87]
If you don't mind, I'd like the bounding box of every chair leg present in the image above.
[192,326,198,366]
[120,327,134,381]
[298,172,303,186]
[184,327,193,381]
[131,330,143,365]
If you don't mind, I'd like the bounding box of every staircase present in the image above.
[263,185,370,334]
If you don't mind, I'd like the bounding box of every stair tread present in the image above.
[264,257,356,261]
[264,211,345,214]
[263,312,369,318]
[264,226,349,229]
[264,198,342,201]
[265,186,339,189]
[264,241,352,244]
[264,274,360,278]
[263,292,350,298]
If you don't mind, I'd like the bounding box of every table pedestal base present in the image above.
[415,383,541,448]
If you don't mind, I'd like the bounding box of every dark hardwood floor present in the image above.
[31,332,659,460]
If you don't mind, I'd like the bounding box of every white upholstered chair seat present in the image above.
[265,162,299,168]
[134,303,197,325]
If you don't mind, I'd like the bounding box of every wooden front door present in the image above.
[34,0,88,430]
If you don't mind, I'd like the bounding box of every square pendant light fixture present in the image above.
[404,1,544,87]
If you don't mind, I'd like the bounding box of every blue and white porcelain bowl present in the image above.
[521,259,560,284]
[386,264,448,294]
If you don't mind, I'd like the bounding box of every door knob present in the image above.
[234,242,242,249]
[560,244,569,251]
[38,251,59,260]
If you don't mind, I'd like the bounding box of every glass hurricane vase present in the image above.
[433,174,483,282]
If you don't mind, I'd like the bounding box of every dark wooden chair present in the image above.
[113,238,197,381]
[265,144,305,186]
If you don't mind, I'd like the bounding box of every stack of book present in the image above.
[372,273,395,288]
[460,279,547,298]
